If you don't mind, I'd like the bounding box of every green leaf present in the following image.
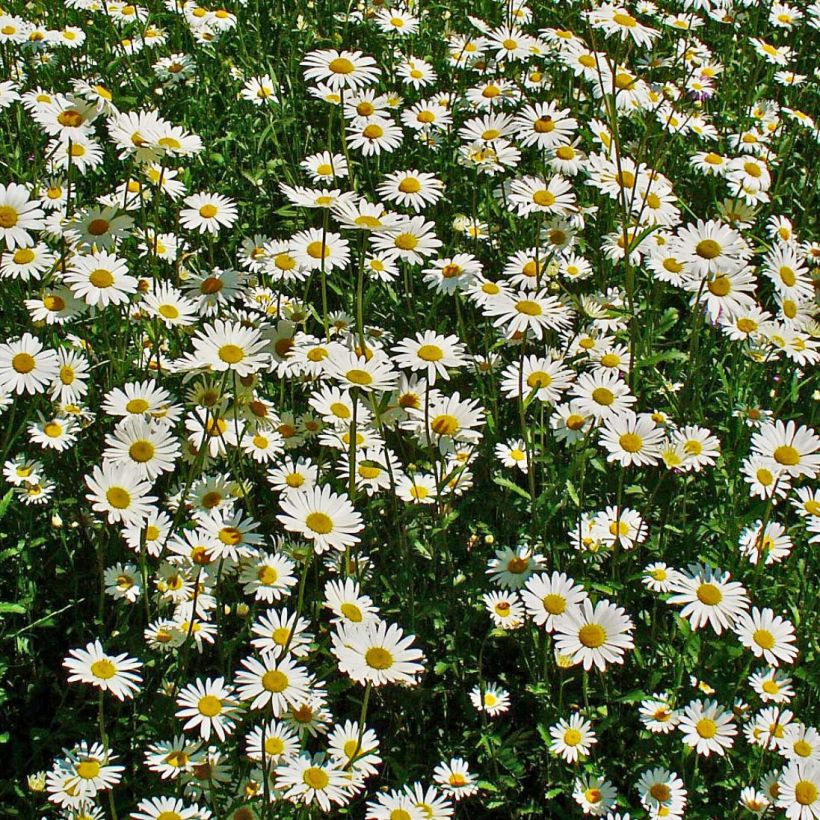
[492,475,530,501]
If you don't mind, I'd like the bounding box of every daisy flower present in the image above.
[332,619,424,686]
[239,552,297,603]
[378,169,445,212]
[553,598,635,671]
[180,192,238,234]
[0,182,45,248]
[433,758,478,801]
[750,420,820,479]
[191,319,270,376]
[522,571,588,632]
[0,333,58,395]
[64,251,138,308]
[132,797,209,820]
[734,607,798,666]
[235,654,311,714]
[393,331,466,384]
[347,117,404,156]
[323,577,380,625]
[275,752,353,812]
[549,713,597,762]
[777,760,820,820]
[85,462,157,526]
[668,564,749,634]
[63,640,143,700]
[469,683,510,717]
[573,775,617,816]
[277,484,363,553]
[599,411,665,467]
[175,677,238,742]
[678,699,737,756]
[301,49,380,91]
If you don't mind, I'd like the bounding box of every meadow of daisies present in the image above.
[0,0,819,818]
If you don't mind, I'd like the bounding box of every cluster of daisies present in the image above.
[1,0,818,817]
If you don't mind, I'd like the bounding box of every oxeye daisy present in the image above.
[522,571,588,632]
[142,282,198,327]
[777,760,820,820]
[132,796,210,820]
[103,416,180,480]
[323,577,380,625]
[85,462,157,526]
[678,699,737,756]
[332,619,424,686]
[637,767,687,815]
[175,677,238,742]
[508,174,577,217]
[668,564,749,634]
[553,598,635,671]
[0,182,45,249]
[250,607,313,658]
[0,333,59,395]
[377,169,445,213]
[549,713,597,762]
[599,410,665,467]
[65,250,138,308]
[367,789,426,820]
[277,484,362,553]
[734,607,798,667]
[469,683,510,717]
[301,48,380,91]
[750,420,820,479]
[235,654,311,714]
[346,116,404,156]
[275,752,352,812]
[573,774,617,816]
[63,640,143,700]
[180,192,238,234]
[371,215,442,265]
[393,331,466,384]
[190,320,270,376]
[433,758,478,801]
[483,288,572,340]
[290,227,351,272]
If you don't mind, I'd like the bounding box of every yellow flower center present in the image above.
[199,204,218,219]
[262,669,289,692]
[707,276,731,296]
[365,647,393,669]
[305,511,333,534]
[695,717,717,738]
[90,659,117,679]
[106,487,131,509]
[774,445,799,466]
[795,781,818,806]
[417,344,443,362]
[431,414,459,436]
[89,269,115,288]
[578,623,606,648]
[398,177,421,193]
[696,239,722,259]
[76,760,101,779]
[329,57,355,74]
[696,582,722,605]
[197,695,222,717]
[334,601,362,624]
[129,440,155,463]
[126,398,149,413]
[11,352,35,374]
[619,433,643,453]
[218,344,245,364]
